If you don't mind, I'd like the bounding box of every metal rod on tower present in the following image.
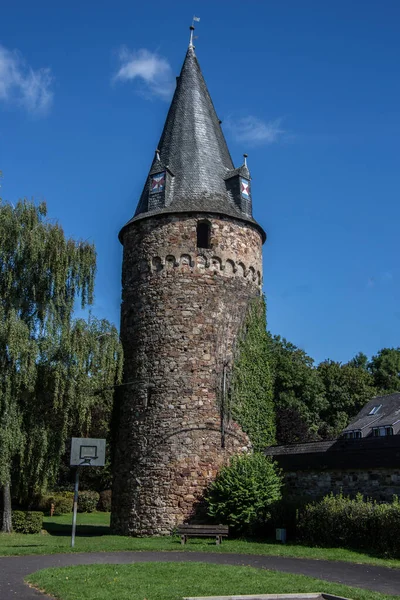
[189,16,200,48]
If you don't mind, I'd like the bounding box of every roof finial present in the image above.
[243,153,248,167]
[189,16,200,48]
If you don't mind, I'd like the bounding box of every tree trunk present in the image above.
[1,483,13,533]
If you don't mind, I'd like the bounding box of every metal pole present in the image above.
[221,363,227,448]
[71,467,79,548]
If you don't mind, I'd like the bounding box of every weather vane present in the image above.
[189,15,200,48]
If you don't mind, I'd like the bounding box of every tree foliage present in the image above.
[317,359,376,438]
[229,297,275,451]
[0,198,122,530]
[369,348,400,393]
[268,335,326,444]
[206,453,282,534]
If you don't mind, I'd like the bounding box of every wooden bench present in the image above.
[177,524,229,545]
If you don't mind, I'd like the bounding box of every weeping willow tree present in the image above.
[0,198,122,532]
[17,316,123,503]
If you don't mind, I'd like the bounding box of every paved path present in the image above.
[1,551,399,599]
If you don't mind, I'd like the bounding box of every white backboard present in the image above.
[70,437,106,467]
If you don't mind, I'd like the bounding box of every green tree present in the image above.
[369,348,400,393]
[16,316,122,503]
[206,453,282,534]
[0,308,37,531]
[347,351,369,371]
[0,198,122,531]
[268,335,326,444]
[229,297,275,451]
[317,360,376,438]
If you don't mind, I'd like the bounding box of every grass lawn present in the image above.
[1,512,399,570]
[26,562,398,600]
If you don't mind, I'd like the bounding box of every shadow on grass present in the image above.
[8,544,46,547]
[44,522,111,537]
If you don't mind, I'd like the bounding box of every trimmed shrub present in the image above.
[78,491,100,513]
[12,511,43,534]
[297,493,400,558]
[206,453,282,535]
[38,492,73,515]
[98,490,112,512]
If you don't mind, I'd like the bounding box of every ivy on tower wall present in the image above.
[229,296,276,451]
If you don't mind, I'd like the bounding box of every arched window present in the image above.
[197,221,211,249]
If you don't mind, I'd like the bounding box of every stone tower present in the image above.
[111,35,266,536]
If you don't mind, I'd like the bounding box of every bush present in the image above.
[78,491,100,513]
[206,453,282,535]
[297,493,400,558]
[97,490,112,512]
[12,510,43,534]
[38,492,73,515]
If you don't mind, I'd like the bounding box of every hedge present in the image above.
[297,492,400,557]
[78,491,99,513]
[38,491,74,515]
[12,511,43,534]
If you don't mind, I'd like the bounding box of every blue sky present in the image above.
[1,0,399,365]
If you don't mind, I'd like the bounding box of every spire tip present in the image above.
[189,16,200,48]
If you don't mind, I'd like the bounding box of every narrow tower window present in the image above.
[197,221,211,249]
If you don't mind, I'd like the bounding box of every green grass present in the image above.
[1,512,399,570]
[26,562,398,600]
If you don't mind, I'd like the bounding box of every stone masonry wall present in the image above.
[111,213,263,535]
[284,468,400,502]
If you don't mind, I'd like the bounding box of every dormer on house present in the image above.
[342,393,400,439]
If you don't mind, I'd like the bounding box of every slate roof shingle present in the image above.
[120,45,265,242]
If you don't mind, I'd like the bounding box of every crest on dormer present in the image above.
[240,177,250,200]
[150,172,166,195]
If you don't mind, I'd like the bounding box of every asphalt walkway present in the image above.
[0,551,399,599]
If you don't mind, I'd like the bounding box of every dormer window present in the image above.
[373,426,393,437]
[343,430,361,439]
[197,221,211,249]
[369,404,382,415]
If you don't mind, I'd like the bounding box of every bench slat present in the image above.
[178,525,229,533]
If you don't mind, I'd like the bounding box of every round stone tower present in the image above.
[111,36,266,536]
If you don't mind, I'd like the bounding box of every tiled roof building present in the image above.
[342,393,400,438]
[112,32,265,535]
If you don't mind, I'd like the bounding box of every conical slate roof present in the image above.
[120,44,265,242]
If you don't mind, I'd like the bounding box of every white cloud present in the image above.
[0,44,53,115]
[113,47,174,100]
[226,116,286,146]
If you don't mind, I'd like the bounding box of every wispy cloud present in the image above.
[0,44,53,115]
[226,116,287,146]
[113,47,174,101]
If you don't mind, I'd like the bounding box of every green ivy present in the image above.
[229,296,276,451]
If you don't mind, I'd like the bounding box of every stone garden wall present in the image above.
[284,467,400,501]
[266,436,400,502]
